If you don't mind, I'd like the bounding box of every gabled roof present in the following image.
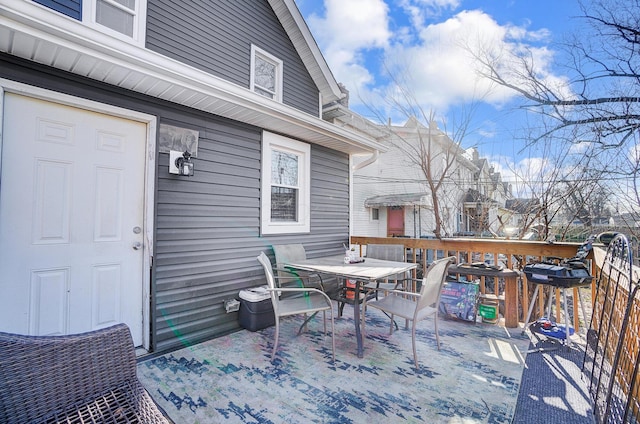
[505,198,540,214]
[268,0,343,103]
[392,117,477,169]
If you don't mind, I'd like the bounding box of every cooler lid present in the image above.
[239,285,271,302]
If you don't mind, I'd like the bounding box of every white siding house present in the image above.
[323,102,515,239]
[349,116,478,238]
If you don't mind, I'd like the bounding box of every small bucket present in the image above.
[479,301,499,324]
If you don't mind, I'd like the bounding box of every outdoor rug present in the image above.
[138,307,530,423]
[513,339,595,424]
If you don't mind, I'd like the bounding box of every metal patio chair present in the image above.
[257,251,336,362]
[364,243,414,293]
[272,244,336,295]
[363,256,457,368]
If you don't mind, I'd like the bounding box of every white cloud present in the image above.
[308,0,391,50]
[307,0,391,101]
[305,1,566,124]
[383,9,560,114]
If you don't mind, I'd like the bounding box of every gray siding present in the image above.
[146,0,321,116]
[154,129,349,351]
[0,53,349,354]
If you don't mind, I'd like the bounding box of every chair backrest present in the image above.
[0,324,138,423]
[257,252,280,315]
[366,244,406,281]
[366,244,405,261]
[416,256,457,314]
[273,244,308,285]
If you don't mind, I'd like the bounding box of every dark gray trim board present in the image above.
[32,0,82,20]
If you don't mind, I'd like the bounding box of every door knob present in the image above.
[132,242,142,250]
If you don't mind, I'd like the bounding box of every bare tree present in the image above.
[473,0,640,149]
[351,59,498,239]
[473,2,637,175]
[460,0,640,245]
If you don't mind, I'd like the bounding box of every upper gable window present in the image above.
[250,45,283,102]
[261,132,310,234]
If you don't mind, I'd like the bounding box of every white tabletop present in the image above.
[286,255,416,281]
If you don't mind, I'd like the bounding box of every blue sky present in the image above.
[296,0,586,189]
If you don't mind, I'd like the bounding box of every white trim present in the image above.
[268,0,343,101]
[0,78,156,351]
[261,131,310,235]
[349,154,354,239]
[250,44,283,103]
[24,0,147,46]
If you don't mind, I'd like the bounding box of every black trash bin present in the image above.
[238,286,275,331]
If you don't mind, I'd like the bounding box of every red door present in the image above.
[387,206,405,237]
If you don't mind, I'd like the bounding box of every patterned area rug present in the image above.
[138,307,530,423]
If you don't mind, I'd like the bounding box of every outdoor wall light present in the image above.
[169,150,194,176]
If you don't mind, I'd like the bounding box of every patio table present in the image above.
[286,255,417,358]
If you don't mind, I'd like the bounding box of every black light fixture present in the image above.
[169,150,194,176]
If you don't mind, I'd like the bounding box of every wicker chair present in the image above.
[0,324,171,423]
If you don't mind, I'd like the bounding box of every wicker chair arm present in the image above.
[0,324,171,423]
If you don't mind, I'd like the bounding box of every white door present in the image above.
[0,93,146,346]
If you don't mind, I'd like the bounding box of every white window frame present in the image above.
[261,132,310,235]
[83,0,147,45]
[250,45,283,102]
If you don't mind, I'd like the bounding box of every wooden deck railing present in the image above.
[350,236,593,329]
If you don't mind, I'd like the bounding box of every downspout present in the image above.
[349,150,379,243]
[352,150,379,171]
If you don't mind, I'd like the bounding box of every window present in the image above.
[371,208,379,221]
[261,132,310,234]
[84,0,146,43]
[96,0,135,36]
[250,45,283,102]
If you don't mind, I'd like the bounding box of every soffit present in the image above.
[0,5,382,155]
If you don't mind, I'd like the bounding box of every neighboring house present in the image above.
[324,98,517,239]
[326,108,479,238]
[0,0,383,353]
[465,148,513,236]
